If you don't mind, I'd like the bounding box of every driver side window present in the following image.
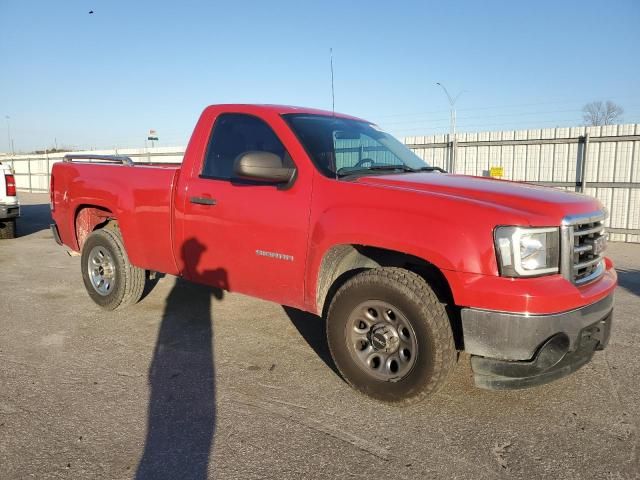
[202,113,292,180]
[333,132,404,172]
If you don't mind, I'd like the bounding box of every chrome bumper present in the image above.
[461,293,614,390]
[0,203,20,220]
[461,292,614,361]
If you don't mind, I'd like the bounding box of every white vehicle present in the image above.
[0,162,19,239]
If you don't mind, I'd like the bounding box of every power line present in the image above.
[372,94,640,120]
[378,108,587,127]
[380,105,640,127]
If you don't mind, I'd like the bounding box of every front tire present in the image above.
[326,268,456,405]
[81,225,145,310]
[0,219,16,239]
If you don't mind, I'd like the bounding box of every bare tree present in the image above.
[582,100,624,126]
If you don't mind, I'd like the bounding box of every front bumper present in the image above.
[461,292,614,390]
[0,203,20,220]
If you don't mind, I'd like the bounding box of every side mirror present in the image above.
[233,151,295,183]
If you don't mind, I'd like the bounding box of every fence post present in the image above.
[27,157,32,193]
[450,136,457,173]
[448,134,452,172]
[46,150,51,193]
[577,133,589,193]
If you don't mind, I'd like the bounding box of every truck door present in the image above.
[180,113,312,308]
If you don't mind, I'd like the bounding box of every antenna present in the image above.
[330,48,335,115]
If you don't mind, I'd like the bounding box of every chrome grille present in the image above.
[561,212,607,285]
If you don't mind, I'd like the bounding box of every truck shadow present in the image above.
[282,307,342,378]
[136,239,227,479]
[616,268,640,297]
[17,203,51,236]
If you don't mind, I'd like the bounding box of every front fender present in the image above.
[304,206,498,313]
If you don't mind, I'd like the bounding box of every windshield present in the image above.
[282,114,432,178]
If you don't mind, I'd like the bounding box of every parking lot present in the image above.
[0,192,638,479]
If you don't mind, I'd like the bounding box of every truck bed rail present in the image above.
[63,154,134,166]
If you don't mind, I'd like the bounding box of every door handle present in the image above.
[190,196,217,206]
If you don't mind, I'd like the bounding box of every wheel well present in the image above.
[74,205,114,250]
[317,245,463,350]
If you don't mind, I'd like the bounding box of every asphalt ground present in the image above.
[1,192,638,479]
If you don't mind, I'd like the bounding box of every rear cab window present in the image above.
[201,113,294,180]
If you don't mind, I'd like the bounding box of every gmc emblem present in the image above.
[592,236,607,256]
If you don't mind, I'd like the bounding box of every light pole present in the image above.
[5,115,13,156]
[436,83,464,172]
[435,82,464,140]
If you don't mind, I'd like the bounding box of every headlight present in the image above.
[494,226,559,277]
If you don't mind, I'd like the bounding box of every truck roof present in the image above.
[203,104,370,123]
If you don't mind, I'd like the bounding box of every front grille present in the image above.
[561,212,607,285]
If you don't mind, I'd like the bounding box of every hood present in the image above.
[355,173,602,224]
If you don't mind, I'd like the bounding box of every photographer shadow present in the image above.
[136,238,227,479]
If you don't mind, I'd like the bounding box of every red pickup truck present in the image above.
[50,104,616,403]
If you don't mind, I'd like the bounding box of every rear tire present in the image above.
[0,219,16,239]
[326,267,456,405]
[81,225,145,310]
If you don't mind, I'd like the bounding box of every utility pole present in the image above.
[436,83,464,172]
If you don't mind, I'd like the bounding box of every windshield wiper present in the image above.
[336,164,447,178]
[336,164,415,177]
[412,166,447,173]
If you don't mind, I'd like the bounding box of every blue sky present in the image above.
[1,0,638,152]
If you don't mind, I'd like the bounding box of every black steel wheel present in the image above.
[327,268,456,404]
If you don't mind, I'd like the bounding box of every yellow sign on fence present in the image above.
[489,166,504,178]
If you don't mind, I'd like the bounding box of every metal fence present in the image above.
[404,124,640,243]
[0,147,184,193]
[2,123,638,243]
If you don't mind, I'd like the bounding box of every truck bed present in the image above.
[51,161,181,275]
